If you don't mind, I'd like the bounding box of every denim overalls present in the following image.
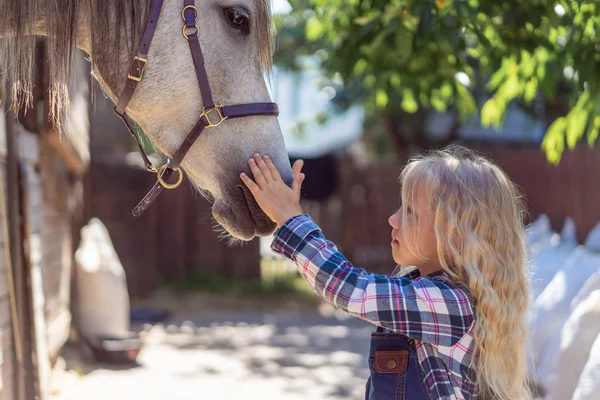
[365,327,428,400]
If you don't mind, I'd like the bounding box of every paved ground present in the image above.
[51,291,374,400]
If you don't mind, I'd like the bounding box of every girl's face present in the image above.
[388,184,440,271]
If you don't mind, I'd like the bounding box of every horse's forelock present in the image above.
[256,0,274,73]
[0,0,152,129]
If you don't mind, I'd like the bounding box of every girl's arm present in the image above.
[239,153,474,347]
[272,214,475,347]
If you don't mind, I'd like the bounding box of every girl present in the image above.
[240,145,532,400]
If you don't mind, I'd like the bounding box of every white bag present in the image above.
[573,330,600,400]
[75,218,130,338]
[539,290,600,398]
[529,246,598,372]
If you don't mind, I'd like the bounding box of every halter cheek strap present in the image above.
[113,0,279,217]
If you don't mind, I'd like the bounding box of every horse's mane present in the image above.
[0,0,273,129]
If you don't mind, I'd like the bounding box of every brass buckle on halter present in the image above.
[200,106,228,127]
[127,56,147,82]
[156,164,184,189]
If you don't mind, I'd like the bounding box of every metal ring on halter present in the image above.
[200,106,228,127]
[181,5,200,22]
[157,164,184,189]
[182,24,200,39]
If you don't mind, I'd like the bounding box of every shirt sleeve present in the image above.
[271,215,475,347]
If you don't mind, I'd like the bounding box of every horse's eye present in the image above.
[224,7,250,35]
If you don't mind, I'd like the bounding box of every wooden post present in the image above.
[5,80,35,400]
[19,159,48,400]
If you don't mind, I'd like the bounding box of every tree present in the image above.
[274,0,600,163]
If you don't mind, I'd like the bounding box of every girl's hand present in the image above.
[240,153,305,227]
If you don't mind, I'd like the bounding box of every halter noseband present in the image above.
[113,0,279,217]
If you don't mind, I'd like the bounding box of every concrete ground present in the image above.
[50,290,373,400]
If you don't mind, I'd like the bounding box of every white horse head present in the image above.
[1,0,292,240]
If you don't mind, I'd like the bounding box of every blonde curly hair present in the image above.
[398,145,533,400]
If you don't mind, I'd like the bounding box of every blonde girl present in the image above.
[240,145,532,400]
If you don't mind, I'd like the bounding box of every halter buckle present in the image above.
[156,164,184,189]
[200,106,228,127]
[127,56,147,82]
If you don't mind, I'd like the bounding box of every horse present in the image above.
[0,0,293,240]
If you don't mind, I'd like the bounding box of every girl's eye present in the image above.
[224,7,250,35]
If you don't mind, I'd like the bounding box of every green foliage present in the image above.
[275,0,600,163]
[162,259,317,299]
[164,271,316,297]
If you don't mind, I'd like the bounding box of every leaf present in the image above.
[440,82,454,99]
[536,63,547,81]
[353,59,368,75]
[401,89,418,113]
[306,17,324,41]
[587,116,600,146]
[382,6,403,24]
[498,74,522,102]
[519,51,536,78]
[565,108,590,149]
[481,97,506,129]
[524,78,538,102]
[534,47,550,63]
[455,83,477,120]
[538,64,555,97]
[573,90,591,110]
[368,31,388,57]
[354,14,379,26]
[487,61,509,90]
[481,99,498,127]
[431,91,448,112]
[542,117,567,165]
[402,14,420,31]
[375,89,389,108]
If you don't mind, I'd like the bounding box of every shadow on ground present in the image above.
[54,291,373,400]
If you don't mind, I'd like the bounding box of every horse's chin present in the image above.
[212,187,277,241]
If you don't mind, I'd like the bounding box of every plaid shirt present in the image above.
[271,215,478,400]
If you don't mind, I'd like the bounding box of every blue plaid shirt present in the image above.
[271,215,478,400]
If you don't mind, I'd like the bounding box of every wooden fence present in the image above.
[86,143,600,294]
[86,161,260,298]
[306,144,600,274]
[481,145,600,242]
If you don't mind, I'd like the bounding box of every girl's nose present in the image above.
[389,209,400,229]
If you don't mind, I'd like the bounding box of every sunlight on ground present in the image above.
[51,293,373,400]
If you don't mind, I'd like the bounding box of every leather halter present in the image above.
[114,0,279,217]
